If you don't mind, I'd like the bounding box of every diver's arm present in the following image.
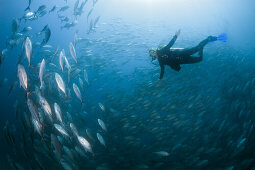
[165,35,177,49]
[165,29,181,49]
[159,64,165,80]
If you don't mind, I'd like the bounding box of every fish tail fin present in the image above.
[81,101,85,110]
[26,91,30,100]
[40,83,43,90]
[40,40,46,46]
[25,6,30,11]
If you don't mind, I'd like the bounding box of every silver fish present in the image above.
[86,128,95,141]
[58,6,69,13]
[79,77,83,90]
[73,83,82,103]
[55,73,66,95]
[70,123,79,136]
[24,12,36,20]
[98,103,105,112]
[54,103,63,123]
[27,98,40,122]
[32,118,42,136]
[51,134,62,158]
[21,26,32,33]
[42,45,52,48]
[63,56,71,83]
[154,151,169,157]
[59,49,64,72]
[39,95,52,122]
[39,59,45,89]
[25,37,32,66]
[69,42,77,63]
[77,136,92,153]
[17,64,27,91]
[61,20,78,29]
[97,133,106,147]
[49,5,57,13]
[98,119,107,131]
[54,124,69,137]
[73,32,78,47]
[61,17,69,23]
[38,10,47,17]
[60,159,73,170]
[36,5,46,13]
[84,69,89,85]
[64,56,71,70]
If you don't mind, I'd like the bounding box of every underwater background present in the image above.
[1,0,255,169]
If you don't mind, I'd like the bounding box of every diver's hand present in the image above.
[158,79,162,83]
[175,29,181,37]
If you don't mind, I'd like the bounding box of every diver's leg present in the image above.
[178,50,203,64]
[180,36,216,56]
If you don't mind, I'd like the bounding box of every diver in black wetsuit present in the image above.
[149,29,217,82]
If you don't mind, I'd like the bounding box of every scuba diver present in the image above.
[149,29,227,82]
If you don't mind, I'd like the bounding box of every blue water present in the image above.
[1,0,255,169]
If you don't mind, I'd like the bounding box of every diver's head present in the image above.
[149,48,157,61]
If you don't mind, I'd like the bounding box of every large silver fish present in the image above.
[77,136,92,153]
[23,11,37,21]
[32,118,42,136]
[17,64,27,91]
[70,123,79,136]
[39,59,45,89]
[39,95,53,122]
[73,83,82,103]
[25,37,32,66]
[54,103,63,123]
[59,49,64,72]
[27,98,40,122]
[55,73,66,95]
[98,119,107,131]
[54,124,69,137]
[69,42,77,63]
[63,56,71,83]
[97,133,106,147]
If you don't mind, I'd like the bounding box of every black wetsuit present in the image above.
[157,35,212,80]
